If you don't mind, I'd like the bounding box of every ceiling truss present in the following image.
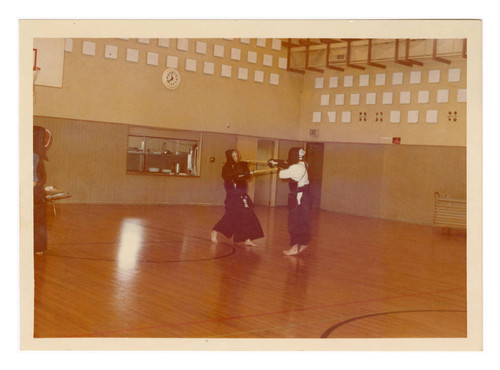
[282,38,467,74]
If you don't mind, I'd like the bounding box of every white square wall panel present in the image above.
[82,41,96,56]
[315,77,324,89]
[426,110,438,123]
[196,41,207,55]
[410,71,421,84]
[238,68,248,80]
[335,94,345,105]
[382,92,393,105]
[327,111,336,123]
[408,110,419,123]
[350,93,360,105]
[177,38,189,51]
[269,73,279,85]
[329,76,338,88]
[390,111,401,123]
[231,48,241,61]
[247,51,257,64]
[429,70,441,83]
[392,72,403,85]
[166,55,178,68]
[418,90,430,104]
[263,54,273,67]
[437,89,449,103]
[254,70,264,83]
[375,73,386,86]
[214,44,224,58]
[204,62,215,75]
[240,38,250,44]
[104,44,118,59]
[272,39,281,50]
[359,75,369,87]
[158,38,169,48]
[366,92,376,105]
[457,89,467,102]
[448,68,461,82]
[138,38,150,44]
[341,111,351,123]
[256,38,266,47]
[344,75,353,87]
[278,57,287,69]
[400,91,411,104]
[221,64,232,78]
[312,112,322,123]
[320,94,330,106]
[65,38,73,52]
[185,58,197,72]
[126,48,139,62]
[146,52,159,66]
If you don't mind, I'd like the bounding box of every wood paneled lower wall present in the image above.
[34,116,236,206]
[321,142,466,225]
[34,117,466,225]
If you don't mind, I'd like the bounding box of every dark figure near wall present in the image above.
[33,126,51,255]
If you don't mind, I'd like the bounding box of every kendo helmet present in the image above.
[288,147,306,164]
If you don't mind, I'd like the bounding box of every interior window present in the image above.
[127,135,200,176]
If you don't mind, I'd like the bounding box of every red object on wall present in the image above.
[392,137,401,144]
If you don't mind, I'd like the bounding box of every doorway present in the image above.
[306,142,324,209]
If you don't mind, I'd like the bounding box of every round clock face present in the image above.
[162,68,180,89]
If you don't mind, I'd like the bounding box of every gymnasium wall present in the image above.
[298,44,467,146]
[320,142,466,224]
[32,37,468,225]
[35,116,237,205]
[33,38,304,140]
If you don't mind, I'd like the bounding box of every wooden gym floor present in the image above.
[33,204,467,339]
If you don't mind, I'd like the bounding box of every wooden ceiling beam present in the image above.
[319,38,343,45]
[322,38,345,71]
[285,38,305,74]
[299,39,322,46]
[394,39,423,67]
[304,39,324,73]
[405,39,423,66]
[432,39,451,64]
[282,38,301,48]
[344,39,365,70]
[367,39,386,69]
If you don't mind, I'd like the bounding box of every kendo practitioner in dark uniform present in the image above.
[268,147,311,256]
[211,149,264,246]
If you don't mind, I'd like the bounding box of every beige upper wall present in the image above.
[34,37,304,140]
[33,36,469,147]
[298,51,467,146]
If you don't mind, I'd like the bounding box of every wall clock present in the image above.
[162,68,181,89]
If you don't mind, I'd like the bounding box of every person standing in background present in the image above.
[33,126,51,255]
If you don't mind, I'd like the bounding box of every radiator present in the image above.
[434,192,466,229]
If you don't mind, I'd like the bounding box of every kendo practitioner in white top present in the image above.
[211,149,264,247]
[268,147,311,256]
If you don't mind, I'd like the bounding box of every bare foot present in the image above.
[283,244,299,256]
[211,230,218,244]
[245,239,257,247]
[299,245,308,253]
